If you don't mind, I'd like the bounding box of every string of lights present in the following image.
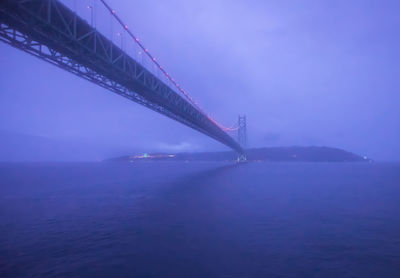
[98,0,238,131]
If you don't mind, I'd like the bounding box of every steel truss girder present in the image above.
[0,0,243,153]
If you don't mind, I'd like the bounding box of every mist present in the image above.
[1,0,399,161]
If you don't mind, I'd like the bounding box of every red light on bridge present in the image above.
[100,0,237,132]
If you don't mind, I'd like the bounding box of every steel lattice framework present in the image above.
[0,0,243,153]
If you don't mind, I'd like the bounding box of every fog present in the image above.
[1,0,399,161]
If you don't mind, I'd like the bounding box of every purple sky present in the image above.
[1,0,399,161]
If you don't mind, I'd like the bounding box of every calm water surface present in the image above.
[1,162,400,277]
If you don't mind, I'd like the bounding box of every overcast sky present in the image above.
[0,0,399,161]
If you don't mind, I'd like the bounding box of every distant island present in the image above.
[106,146,370,162]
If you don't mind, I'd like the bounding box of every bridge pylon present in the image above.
[237,115,247,162]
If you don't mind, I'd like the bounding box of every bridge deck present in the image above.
[0,0,243,153]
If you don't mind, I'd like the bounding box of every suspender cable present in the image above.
[98,0,238,131]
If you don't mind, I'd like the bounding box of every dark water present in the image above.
[1,162,400,277]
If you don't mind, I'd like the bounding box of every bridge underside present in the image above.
[0,0,243,153]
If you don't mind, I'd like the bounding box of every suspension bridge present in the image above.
[0,0,246,156]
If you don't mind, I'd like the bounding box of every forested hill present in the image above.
[107,146,369,162]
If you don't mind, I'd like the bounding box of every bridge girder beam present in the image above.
[0,0,243,154]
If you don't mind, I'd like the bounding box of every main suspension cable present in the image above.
[98,0,238,131]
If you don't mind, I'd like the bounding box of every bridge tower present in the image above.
[237,115,247,162]
[238,115,247,147]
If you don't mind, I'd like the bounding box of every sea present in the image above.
[0,162,399,277]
